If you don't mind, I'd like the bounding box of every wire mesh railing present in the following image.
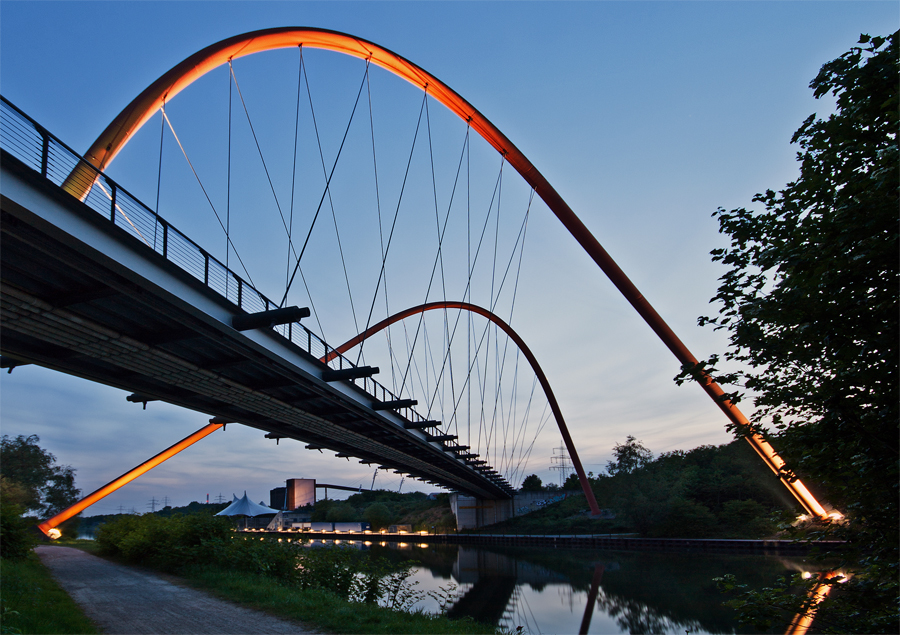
[0,95,432,425]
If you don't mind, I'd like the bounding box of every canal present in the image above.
[294,539,808,634]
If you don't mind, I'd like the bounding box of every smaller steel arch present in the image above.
[326,301,602,516]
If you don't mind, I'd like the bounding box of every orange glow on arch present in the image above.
[67,27,832,520]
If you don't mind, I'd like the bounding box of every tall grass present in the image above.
[0,555,98,634]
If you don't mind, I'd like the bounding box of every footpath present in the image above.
[36,546,319,634]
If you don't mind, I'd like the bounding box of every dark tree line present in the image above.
[677,32,897,633]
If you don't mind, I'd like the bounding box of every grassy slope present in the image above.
[180,565,493,635]
[0,553,99,634]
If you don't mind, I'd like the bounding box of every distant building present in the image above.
[270,479,316,510]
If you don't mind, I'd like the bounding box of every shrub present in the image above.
[0,496,34,560]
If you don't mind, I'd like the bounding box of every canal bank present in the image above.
[242,529,845,555]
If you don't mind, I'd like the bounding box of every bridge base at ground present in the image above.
[451,492,571,529]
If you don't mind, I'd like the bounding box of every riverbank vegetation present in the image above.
[0,553,99,635]
[313,490,457,532]
[1,490,97,634]
[94,512,493,634]
[675,32,898,633]
[481,438,792,538]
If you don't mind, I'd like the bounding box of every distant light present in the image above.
[802,571,812,579]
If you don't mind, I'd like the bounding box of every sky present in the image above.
[1,1,896,516]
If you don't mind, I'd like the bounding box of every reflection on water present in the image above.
[350,542,805,634]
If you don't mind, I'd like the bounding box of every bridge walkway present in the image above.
[36,546,320,634]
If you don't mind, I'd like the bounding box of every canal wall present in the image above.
[244,529,844,555]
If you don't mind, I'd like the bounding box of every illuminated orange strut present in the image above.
[325,301,603,517]
[65,27,829,519]
[784,572,838,635]
[37,423,223,537]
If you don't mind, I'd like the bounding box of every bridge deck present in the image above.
[0,99,511,499]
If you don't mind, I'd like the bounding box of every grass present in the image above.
[167,564,493,635]
[0,554,98,634]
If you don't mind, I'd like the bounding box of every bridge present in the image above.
[0,28,830,533]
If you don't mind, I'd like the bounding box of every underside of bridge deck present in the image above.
[1,150,512,499]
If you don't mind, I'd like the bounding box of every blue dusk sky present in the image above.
[1,1,896,515]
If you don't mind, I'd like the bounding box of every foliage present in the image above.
[0,493,35,560]
[499,440,788,537]
[0,554,99,634]
[181,565,493,634]
[313,490,453,531]
[520,474,543,492]
[605,435,653,475]
[325,502,356,522]
[0,435,80,517]
[364,502,394,529]
[679,32,898,633]
[96,512,236,572]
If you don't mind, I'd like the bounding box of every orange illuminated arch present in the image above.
[326,301,602,516]
[72,28,829,518]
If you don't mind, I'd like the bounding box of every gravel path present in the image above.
[35,546,320,634]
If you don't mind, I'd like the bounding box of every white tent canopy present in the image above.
[215,491,278,517]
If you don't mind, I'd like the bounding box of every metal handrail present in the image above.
[0,95,434,426]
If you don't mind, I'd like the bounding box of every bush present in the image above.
[0,496,35,560]
[364,503,393,530]
[96,513,233,571]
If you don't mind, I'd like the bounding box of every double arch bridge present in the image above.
[0,28,830,531]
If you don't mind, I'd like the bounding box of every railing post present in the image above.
[109,182,117,222]
[40,131,49,178]
[237,279,243,309]
[162,223,168,258]
[204,254,209,285]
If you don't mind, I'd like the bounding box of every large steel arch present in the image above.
[325,301,603,515]
[71,27,829,518]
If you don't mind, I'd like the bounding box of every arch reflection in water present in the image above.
[344,543,804,634]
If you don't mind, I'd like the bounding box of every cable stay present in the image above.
[281,62,370,311]
[299,51,365,349]
[158,105,258,290]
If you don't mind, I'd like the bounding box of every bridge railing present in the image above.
[0,96,427,425]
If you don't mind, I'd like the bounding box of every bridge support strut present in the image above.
[36,422,224,538]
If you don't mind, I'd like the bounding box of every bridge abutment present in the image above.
[451,492,566,529]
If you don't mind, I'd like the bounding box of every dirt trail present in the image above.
[36,546,319,634]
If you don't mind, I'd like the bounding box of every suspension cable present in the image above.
[288,46,303,290]
[281,64,369,308]
[365,62,398,393]
[159,106,257,289]
[302,56,365,346]
[154,103,165,252]
[228,61,296,260]
[355,90,428,363]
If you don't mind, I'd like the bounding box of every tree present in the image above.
[520,474,543,492]
[681,32,897,633]
[363,503,393,530]
[606,436,653,476]
[0,434,80,517]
